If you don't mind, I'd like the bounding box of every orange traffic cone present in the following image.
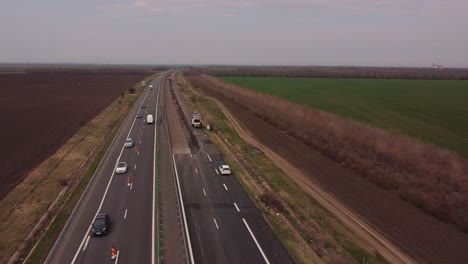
[127,177,131,187]
[111,247,116,260]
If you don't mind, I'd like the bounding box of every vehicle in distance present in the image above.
[219,165,231,175]
[141,105,146,109]
[192,111,201,128]
[91,213,111,236]
[136,113,143,118]
[116,162,128,174]
[124,138,133,148]
[149,84,153,88]
[147,114,154,124]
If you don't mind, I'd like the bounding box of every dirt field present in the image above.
[188,75,468,264]
[0,73,146,199]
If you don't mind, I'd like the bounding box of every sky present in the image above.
[0,0,467,67]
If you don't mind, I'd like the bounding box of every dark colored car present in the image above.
[91,213,111,236]
[136,113,143,118]
[140,105,146,109]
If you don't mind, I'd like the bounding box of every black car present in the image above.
[140,105,146,109]
[91,213,111,236]
[136,113,143,118]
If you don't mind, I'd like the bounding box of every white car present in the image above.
[124,138,133,148]
[116,162,128,174]
[219,165,231,175]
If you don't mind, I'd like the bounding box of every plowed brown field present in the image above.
[0,73,146,199]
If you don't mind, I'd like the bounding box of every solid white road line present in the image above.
[242,218,270,264]
[195,168,198,174]
[223,184,228,191]
[207,154,212,162]
[115,250,120,264]
[173,154,195,264]
[124,209,128,219]
[215,169,219,175]
[82,236,90,252]
[203,188,207,196]
[234,203,240,212]
[71,89,151,264]
[213,218,219,230]
[152,83,161,264]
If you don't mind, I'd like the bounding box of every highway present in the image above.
[46,71,293,264]
[46,73,168,263]
[166,75,293,264]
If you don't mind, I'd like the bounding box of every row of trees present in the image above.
[0,64,170,75]
[188,65,468,80]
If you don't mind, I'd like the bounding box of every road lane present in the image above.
[46,74,164,264]
[75,75,161,263]
[168,73,293,264]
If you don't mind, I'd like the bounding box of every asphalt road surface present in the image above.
[167,75,293,264]
[46,74,166,264]
[46,71,292,264]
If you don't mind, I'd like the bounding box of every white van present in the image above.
[147,114,154,124]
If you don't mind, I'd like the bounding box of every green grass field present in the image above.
[220,77,468,157]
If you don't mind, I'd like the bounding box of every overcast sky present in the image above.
[0,0,467,67]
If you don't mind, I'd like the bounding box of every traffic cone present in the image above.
[127,177,131,187]
[111,247,116,260]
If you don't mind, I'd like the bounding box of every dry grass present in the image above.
[187,74,468,233]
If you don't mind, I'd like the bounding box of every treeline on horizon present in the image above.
[0,64,170,75]
[191,65,468,80]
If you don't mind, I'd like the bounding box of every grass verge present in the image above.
[175,73,387,264]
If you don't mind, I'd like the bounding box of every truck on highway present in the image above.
[191,112,201,128]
